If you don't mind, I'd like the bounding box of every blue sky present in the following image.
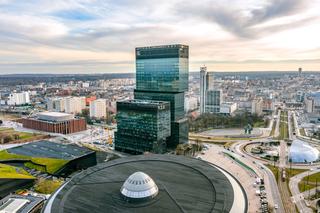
[0,0,319,74]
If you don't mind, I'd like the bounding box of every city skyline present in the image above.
[0,0,320,74]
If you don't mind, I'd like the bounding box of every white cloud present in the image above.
[0,0,319,73]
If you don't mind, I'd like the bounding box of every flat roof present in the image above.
[44,155,247,213]
[0,198,29,212]
[0,195,44,213]
[38,112,72,117]
[8,140,94,160]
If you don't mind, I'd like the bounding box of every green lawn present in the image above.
[299,128,306,136]
[34,178,63,194]
[298,172,320,192]
[0,163,35,179]
[0,127,39,141]
[266,164,279,183]
[279,111,289,140]
[0,150,69,174]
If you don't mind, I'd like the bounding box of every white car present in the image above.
[274,204,278,209]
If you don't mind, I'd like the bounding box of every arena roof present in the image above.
[43,154,247,213]
[8,140,94,160]
[37,112,74,122]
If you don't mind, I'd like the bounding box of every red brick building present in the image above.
[21,112,87,134]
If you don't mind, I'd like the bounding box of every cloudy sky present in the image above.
[0,0,319,74]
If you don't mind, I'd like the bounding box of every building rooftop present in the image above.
[37,112,74,122]
[43,154,247,213]
[0,195,44,213]
[8,140,94,160]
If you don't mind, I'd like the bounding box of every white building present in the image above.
[90,99,107,119]
[199,66,207,114]
[7,92,30,105]
[220,102,238,115]
[47,97,65,112]
[305,97,314,113]
[65,97,86,114]
[251,97,263,116]
[185,96,198,112]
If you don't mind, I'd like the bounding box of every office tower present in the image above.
[298,67,302,77]
[206,90,223,113]
[115,100,171,154]
[89,99,106,119]
[206,72,214,90]
[134,44,189,147]
[199,66,207,114]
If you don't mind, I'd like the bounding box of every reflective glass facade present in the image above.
[134,91,184,121]
[115,44,189,153]
[136,45,189,93]
[205,90,222,113]
[115,100,170,154]
[289,139,319,163]
[134,44,189,148]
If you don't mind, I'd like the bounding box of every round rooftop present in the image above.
[43,154,247,213]
[120,171,158,201]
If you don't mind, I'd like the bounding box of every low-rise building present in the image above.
[21,112,87,134]
[0,195,44,213]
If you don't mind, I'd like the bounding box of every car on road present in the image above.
[274,204,278,209]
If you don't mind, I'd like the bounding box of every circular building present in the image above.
[43,155,247,213]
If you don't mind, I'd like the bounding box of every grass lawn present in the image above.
[270,121,276,137]
[0,163,35,179]
[34,178,63,194]
[286,168,308,177]
[299,128,306,136]
[279,111,289,140]
[0,127,40,141]
[0,150,69,174]
[253,120,265,128]
[266,164,279,183]
[298,172,320,192]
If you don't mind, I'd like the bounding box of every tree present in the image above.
[3,135,13,143]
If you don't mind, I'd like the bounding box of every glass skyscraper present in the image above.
[115,100,170,154]
[135,44,189,147]
[115,44,189,154]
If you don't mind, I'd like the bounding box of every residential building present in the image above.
[90,99,106,119]
[252,97,264,116]
[7,92,30,105]
[115,100,170,154]
[47,97,65,112]
[65,97,86,114]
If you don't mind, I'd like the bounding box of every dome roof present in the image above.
[120,171,158,200]
[289,139,319,163]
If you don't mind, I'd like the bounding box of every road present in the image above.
[233,141,285,213]
[199,144,261,212]
[289,169,320,213]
